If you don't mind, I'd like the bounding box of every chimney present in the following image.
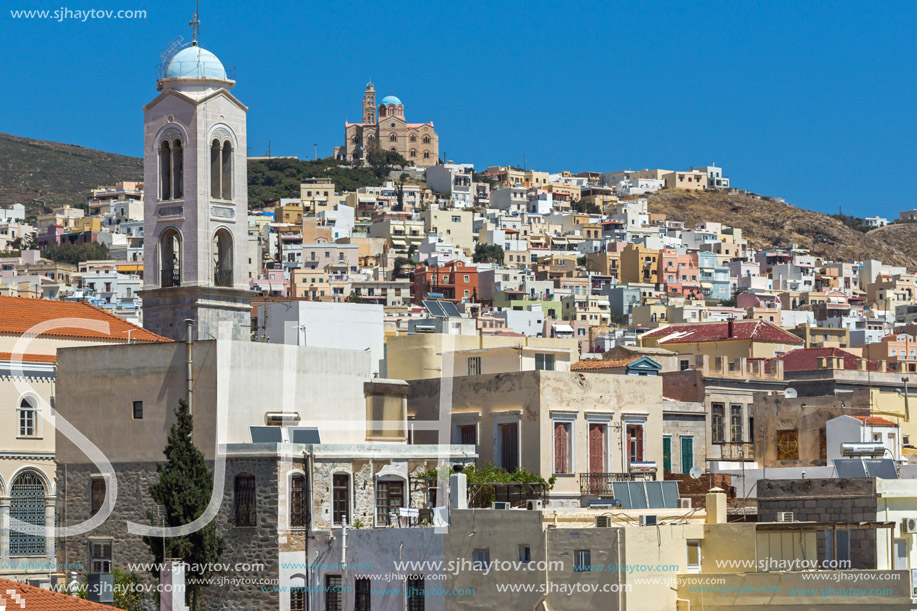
[727,318,734,338]
[857,358,867,371]
[705,487,727,524]
[161,560,189,611]
[817,357,826,369]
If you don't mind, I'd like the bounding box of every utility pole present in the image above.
[904,377,910,422]
[313,143,318,161]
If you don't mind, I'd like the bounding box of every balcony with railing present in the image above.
[579,472,648,496]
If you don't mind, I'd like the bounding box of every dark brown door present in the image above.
[501,423,518,472]
[589,423,606,473]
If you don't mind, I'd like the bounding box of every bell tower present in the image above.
[363,81,376,125]
[138,30,253,341]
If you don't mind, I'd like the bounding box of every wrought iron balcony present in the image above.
[580,472,642,496]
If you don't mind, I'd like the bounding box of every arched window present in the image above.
[210,140,221,198]
[160,228,181,288]
[410,134,417,142]
[390,147,397,152]
[222,141,233,200]
[210,139,233,200]
[409,150,417,158]
[379,106,387,118]
[172,140,183,199]
[159,139,183,201]
[159,141,172,200]
[423,151,430,159]
[290,474,309,528]
[422,135,431,144]
[213,228,233,287]
[367,134,375,142]
[389,133,398,143]
[351,135,359,144]
[10,472,45,556]
[234,473,256,526]
[18,397,37,437]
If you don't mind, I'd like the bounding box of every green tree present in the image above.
[143,400,225,611]
[392,256,412,278]
[472,243,504,265]
[346,288,363,303]
[41,242,109,265]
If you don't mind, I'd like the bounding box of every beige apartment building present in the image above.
[408,370,664,504]
[299,178,345,215]
[422,208,475,253]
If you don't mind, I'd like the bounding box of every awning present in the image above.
[553,324,575,334]
[701,282,713,289]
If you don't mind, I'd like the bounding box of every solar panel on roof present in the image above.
[661,481,680,508]
[833,458,869,478]
[646,481,665,508]
[627,481,648,510]
[864,459,899,479]
[290,427,321,444]
[250,426,283,443]
[441,301,461,317]
[611,482,632,509]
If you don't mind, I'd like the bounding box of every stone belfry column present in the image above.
[45,496,56,561]
[363,81,376,125]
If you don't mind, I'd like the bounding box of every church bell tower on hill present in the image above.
[138,24,252,341]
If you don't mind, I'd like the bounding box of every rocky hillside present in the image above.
[645,190,916,269]
[0,132,143,213]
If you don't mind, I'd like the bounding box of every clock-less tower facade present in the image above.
[139,41,252,341]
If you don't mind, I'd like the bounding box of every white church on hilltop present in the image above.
[139,34,253,341]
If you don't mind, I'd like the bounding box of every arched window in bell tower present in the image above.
[172,140,183,199]
[160,228,181,288]
[221,141,233,200]
[211,140,221,199]
[159,141,172,201]
[211,139,233,200]
[213,228,233,287]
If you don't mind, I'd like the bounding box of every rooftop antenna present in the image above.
[189,0,200,45]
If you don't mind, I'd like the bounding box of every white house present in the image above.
[826,414,901,463]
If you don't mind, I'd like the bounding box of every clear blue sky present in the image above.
[2,0,914,217]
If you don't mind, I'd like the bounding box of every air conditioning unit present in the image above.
[526,499,543,511]
[264,412,300,426]
[678,498,692,509]
[776,511,795,522]
[596,515,613,528]
[639,515,658,526]
[902,517,917,534]
[491,502,511,510]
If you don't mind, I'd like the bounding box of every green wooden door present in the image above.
[681,437,694,475]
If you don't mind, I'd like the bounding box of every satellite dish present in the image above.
[783,387,798,399]
[689,466,703,480]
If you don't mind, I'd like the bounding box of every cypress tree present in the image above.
[143,399,225,611]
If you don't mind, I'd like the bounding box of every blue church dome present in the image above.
[379,95,402,106]
[165,44,227,80]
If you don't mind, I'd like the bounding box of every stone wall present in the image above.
[663,472,735,509]
[757,478,878,569]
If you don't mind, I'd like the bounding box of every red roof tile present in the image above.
[0,352,56,363]
[852,415,898,427]
[0,296,169,343]
[0,578,114,609]
[642,320,803,345]
[571,357,637,371]
[772,348,878,372]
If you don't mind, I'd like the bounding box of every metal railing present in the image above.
[579,472,641,496]
[161,269,180,288]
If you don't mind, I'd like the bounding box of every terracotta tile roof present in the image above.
[571,357,637,371]
[0,296,169,343]
[0,352,56,363]
[772,347,878,372]
[0,578,114,609]
[642,320,803,345]
[852,415,898,427]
